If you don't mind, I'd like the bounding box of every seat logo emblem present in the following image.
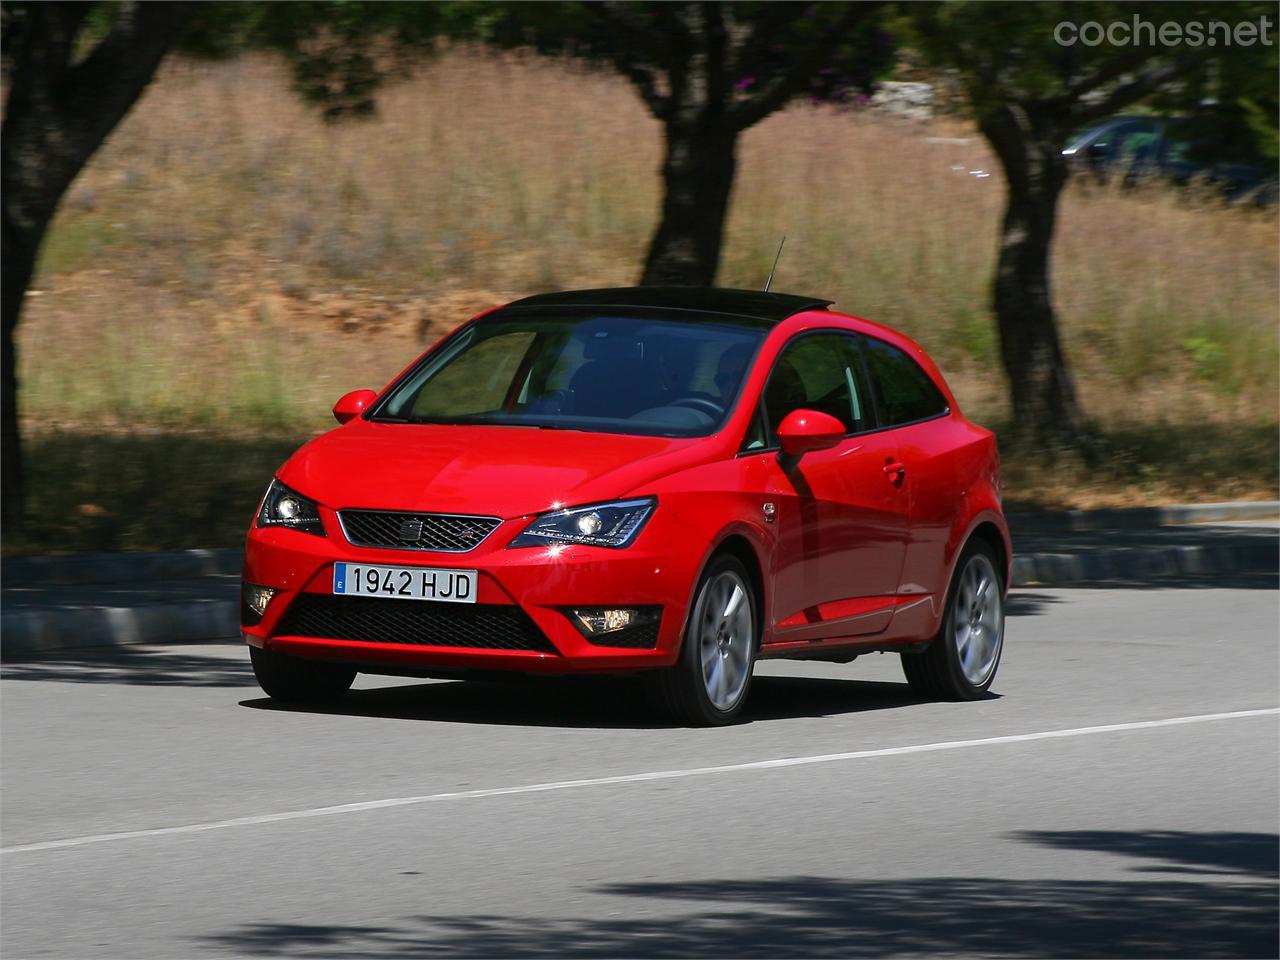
[397,519,424,542]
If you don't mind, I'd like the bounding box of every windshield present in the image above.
[373,310,768,437]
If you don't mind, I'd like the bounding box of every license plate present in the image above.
[333,563,477,604]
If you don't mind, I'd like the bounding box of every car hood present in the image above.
[279,420,714,518]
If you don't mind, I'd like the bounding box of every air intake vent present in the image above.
[275,594,557,653]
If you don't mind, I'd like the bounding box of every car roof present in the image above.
[498,287,833,324]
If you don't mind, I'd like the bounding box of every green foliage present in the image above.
[913,1,1278,159]
[1182,333,1228,381]
[475,2,895,109]
[36,213,120,276]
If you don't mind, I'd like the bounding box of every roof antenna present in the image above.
[763,235,786,293]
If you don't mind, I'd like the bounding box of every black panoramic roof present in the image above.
[500,287,832,323]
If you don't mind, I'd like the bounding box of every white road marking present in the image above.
[4,707,1276,856]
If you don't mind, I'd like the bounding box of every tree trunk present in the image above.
[1,3,187,526]
[1,216,41,528]
[640,120,738,286]
[979,106,1097,458]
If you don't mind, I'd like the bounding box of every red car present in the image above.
[242,288,1010,724]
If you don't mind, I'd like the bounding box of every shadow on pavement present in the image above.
[195,832,1279,958]
[240,675,942,729]
[1005,592,1064,617]
[1014,829,1280,879]
[0,644,254,687]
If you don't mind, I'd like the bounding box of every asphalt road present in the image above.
[3,580,1278,959]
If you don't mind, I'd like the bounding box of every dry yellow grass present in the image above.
[8,49,1278,552]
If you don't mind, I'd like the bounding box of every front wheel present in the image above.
[647,555,759,726]
[902,541,1005,700]
[250,646,356,703]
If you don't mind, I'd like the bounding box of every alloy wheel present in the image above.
[698,570,754,711]
[952,552,1003,686]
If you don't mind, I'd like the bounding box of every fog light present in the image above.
[566,606,662,648]
[241,582,276,626]
[572,607,637,635]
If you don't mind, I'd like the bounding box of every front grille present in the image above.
[338,510,502,552]
[275,594,557,653]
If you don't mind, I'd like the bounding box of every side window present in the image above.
[407,330,536,418]
[1115,126,1158,167]
[859,336,948,426]
[762,333,869,445]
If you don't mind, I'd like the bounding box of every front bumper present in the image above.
[242,509,697,674]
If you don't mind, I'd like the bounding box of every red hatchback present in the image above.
[242,288,1010,724]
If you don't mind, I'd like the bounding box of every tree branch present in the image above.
[728,2,812,79]
[726,1,881,131]
[1072,59,1193,126]
[587,1,671,119]
[1060,45,1173,105]
[701,1,729,113]
[65,2,190,128]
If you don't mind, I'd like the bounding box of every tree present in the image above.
[913,1,1275,454]
[0,1,447,526]
[485,2,892,286]
[2,3,190,526]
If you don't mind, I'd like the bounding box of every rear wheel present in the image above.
[901,541,1004,700]
[250,646,356,703]
[647,555,758,726]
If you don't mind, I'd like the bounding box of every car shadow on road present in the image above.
[194,830,1279,958]
[239,674,948,729]
[1005,592,1064,617]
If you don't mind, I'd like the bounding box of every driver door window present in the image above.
[762,333,868,444]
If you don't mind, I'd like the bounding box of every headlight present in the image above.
[509,497,656,549]
[257,479,325,536]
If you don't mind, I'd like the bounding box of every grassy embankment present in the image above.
[9,51,1278,554]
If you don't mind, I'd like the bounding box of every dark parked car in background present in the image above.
[1063,114,1277,204]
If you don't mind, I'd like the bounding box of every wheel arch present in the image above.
[711,533,766,628]
[678,526,770,653]
[966,520,1011,593]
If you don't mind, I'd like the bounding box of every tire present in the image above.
[250,646,356,703]
[901,539,1005,701]
[647,554,759,726]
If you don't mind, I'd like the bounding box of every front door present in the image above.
[752,332,909,642]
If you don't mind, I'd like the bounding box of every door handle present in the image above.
[883,460,906,484]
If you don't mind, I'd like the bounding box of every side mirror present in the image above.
[332,389,377,424]
[776,409,845,459]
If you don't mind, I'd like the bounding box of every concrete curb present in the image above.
[2,599,239,659]
[2,502,1275,660]
[1011,542,1277,587]
[1007,500,1278,533]
[3,543,1276,662]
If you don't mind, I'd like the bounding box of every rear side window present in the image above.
[860,336,948,426]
